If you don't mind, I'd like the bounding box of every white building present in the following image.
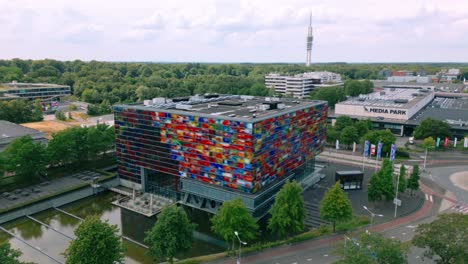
[265,71,342,98]
[386,76,433,83]
[335,88,434,121]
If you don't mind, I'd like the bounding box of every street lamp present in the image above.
[363,206,383,231]
[234,231,247,264]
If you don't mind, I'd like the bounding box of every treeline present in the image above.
[1,59,467,106]
[0,124,115,179]
[310,79,374,108]
[0,99,43,123]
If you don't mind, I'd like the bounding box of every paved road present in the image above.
[211,151,468,264]
[211,181,441,264]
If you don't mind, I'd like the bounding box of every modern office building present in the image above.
[265,72,342,98]
[114,95,327,217]
[0,82,71,101]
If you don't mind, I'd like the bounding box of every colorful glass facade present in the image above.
[114,102,327,194]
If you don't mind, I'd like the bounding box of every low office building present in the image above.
[265,72,342,98]
[0,82,71,101]
[0,120,47,151]
[335,88,434,121]
[114,95,327,217]
[331,88,468,137]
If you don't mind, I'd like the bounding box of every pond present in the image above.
[0,192,225,264]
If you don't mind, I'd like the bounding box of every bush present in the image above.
[396,147,410,158]
[55,110,67,121]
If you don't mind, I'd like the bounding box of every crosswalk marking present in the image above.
[425,194,433,203]
[452,204,468,214]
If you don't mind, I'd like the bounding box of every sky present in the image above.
[1,0,468,63]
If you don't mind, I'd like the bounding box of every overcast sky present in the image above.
[1,0,467,63]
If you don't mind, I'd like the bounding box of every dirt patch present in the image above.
[450,171,468,192]
[22,121,75,138]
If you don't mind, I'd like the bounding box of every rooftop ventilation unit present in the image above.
[173,97,190,102]
[175,104,192,110]
[263,101,280,110]
[394,99,409,104]
[218,101,243,106]
[152,97,166,104]
[240,95,254,100]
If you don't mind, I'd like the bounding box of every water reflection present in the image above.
[11,220,44,240]
[1,192,224,263]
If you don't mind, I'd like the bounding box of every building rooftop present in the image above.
[0,120,45,142]
[117,95,326,122]
[408,97,468,126]
[336,88,434,109]
[0,82,70,91]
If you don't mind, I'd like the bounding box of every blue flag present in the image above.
[436,137,441,147]
[364,140,370,158]
[390,144,396,161]
[377,141,383,159]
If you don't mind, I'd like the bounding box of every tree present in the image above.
[144,206,196,264]
[414,118,451,139]
[422,137,436,151]
[336,232,407,264]
[354,119,372,138]
[0,136,49,179]
[268,180,306,238]
[211,198,258,252]
[368,160,395,202]
[397,165,407,193]
[412,213,467,264]
[320,181,353,232]
[310,86,346,108]
[335,116,354,131]
[65,216,124,264]
[55,110,66,121]
[326,126,341,144]
[0,242,33,264]
[407,164,420,195]
[340,126,359,148]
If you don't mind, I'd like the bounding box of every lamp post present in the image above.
[363,206,383,232]
[234,231,247,264]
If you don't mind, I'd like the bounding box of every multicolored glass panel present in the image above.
[114,103,327,194]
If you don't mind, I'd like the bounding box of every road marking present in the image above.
[425,194,429,201]
[391,236,395,239]
[307,259,313,261]
[407,225,417,229]
[292,262,297,264]
[416,256,420,259]
[429,195,433,203]
[323,254,328,257]
[402,232,406,235]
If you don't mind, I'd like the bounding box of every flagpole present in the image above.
[394,163,400,218]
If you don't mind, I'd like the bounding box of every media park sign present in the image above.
[364,106,407,116]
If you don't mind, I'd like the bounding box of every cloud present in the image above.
[0,0,467,62]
